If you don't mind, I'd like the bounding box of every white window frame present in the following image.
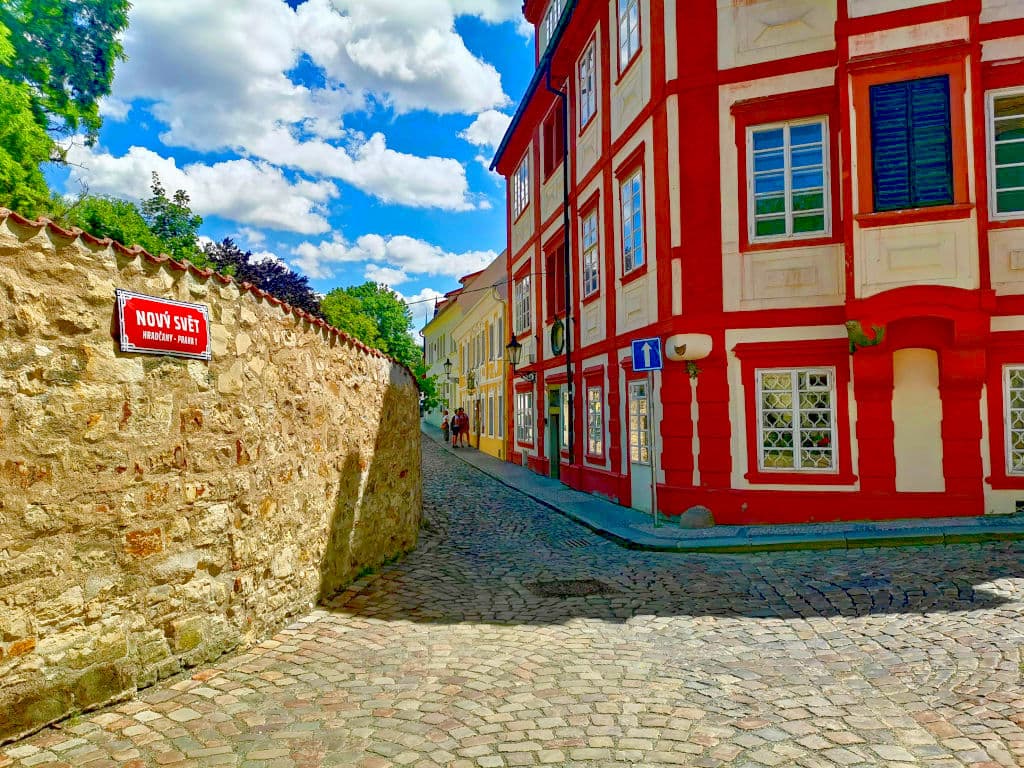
[747,117,830,243]
[560,385,570,451]
[514,274,532,334]
[512,157,530,219]
[581,210,600,297]
[617,0,641,72]
[515,390,534,444]
[620,169,644,274]
[579,41,597,129]
[488,393,495,437]
[755,367,838,473]
[586,385,603,457]
[542,0,563,52]
[498,393,504,437]
[987,88,1024,221]
[1004,365,1024,475]
[628,380,650,464]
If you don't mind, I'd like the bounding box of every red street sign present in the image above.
[115,289,212,360]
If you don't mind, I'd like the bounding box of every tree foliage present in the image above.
[0,20,51,215]
[58,194,170,255]
[141,173,206,265]
[0,0,130,141]
[321,282,421,367]
[203,238,323,318]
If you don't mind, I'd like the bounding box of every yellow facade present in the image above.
[451,253,509,460]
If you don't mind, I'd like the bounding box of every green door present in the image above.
[547,387,560,480]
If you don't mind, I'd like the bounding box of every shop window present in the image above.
[515,390,534,444]
[586,386,603,457]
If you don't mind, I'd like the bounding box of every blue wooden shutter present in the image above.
[870,81,912,211]
[870,75,953,211]
[909,76,953,207]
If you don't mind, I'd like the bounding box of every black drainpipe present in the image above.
[545,66,574,467]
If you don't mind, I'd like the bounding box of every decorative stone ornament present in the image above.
[550,318,566,355]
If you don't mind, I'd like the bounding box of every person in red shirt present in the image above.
[457,407,470,448]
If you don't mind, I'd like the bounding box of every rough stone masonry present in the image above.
[0,210,422,743]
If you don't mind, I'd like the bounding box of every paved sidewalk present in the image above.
[424,424,1024,553]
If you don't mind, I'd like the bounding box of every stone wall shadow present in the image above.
[318,381,421,603]
[320,438,1024,625]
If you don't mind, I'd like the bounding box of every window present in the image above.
[498,394,504,437]
[581,211,600,297]
[620,170,644,273]
[628,380,650,464]
[757,368,836,472]
[545,244,566,320]
[617,0,641,71]
[488,393,495,437]
[543,106,565,179]
[586,386,603,457]
[542,0,563,51]
[514,274,532,333]
[869,75,953,212]
[496,316,504,358]
[990,91,1024,218]
[579,42,596,128]
[561,385,570,450]
[488,322,495,361]
[515,391,534,444]
[749,119,828,239]
[1005,367,1024,474]
[512,157,530,218]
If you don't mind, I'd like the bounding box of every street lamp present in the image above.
[505,337,536,383]
[443,357,452,380]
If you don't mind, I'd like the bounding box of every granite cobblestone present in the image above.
[3,439,1024,766]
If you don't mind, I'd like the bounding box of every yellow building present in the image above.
[420,288,463,431]
[451,253,508,459]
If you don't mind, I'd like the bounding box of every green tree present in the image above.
[321,287,382,349]
[140,172,207,265]
[0,0,130,141]
[56,194,169,255]
[0,20,51,215]
[321,281,429,367]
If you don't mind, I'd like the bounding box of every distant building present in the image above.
[492,0,1024,523]
[421,287,463,430]
[450,254,509,458]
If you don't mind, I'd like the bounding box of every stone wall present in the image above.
[0,211,422,742]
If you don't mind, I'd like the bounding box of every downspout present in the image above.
[544,65,574,468]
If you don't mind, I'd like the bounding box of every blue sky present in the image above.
[47,0,533,331]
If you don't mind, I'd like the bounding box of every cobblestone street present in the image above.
[4,438,1024,768]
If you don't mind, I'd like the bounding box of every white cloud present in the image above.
[459,109,512,150]
[251,250,286,266]
[292,232,496,280]
[104,0,510,212]
[65,144,338,235]
[98,97,132,121]
[364,264,409,285]
[233,227,267,247]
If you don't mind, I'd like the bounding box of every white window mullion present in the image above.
[783,126,794,239]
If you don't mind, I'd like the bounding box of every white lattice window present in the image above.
[1005,367,1024,474]
[579,41,596,128]
[757,368,836,472]
[581,210,599,297]
[628,380,650,464]
[515,391,534,444]
[587,386,603,457]
[513,274,531,333]
[617,0,641,71]
[620,170,644,273]
[512,157,529,218]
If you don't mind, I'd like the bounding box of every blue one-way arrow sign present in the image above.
[631,337,662,372]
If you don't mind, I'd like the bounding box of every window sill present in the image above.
[581,290,601,306]
[855,203,972,228]
[512,207,530,225]
[743,234,841,253]
[989,216,1024,229]
[585,452,605,463]
[579,113,596,136]
[516,440,535,449]
[620,263,648,286]
[745,469,857,486]
[985,472,1024,490]
[542,163,564,184]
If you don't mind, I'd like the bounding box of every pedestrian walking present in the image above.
[450,408,460,448]
[440,409,450,443]
[457,407,470,447]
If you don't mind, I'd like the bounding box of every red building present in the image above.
[493,0,1024,523]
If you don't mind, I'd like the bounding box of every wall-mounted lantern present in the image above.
[505,337,536,383]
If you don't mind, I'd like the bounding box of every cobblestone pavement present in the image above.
[5,440,1024,768]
